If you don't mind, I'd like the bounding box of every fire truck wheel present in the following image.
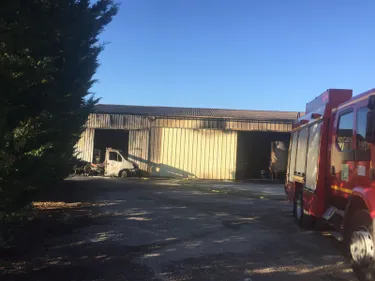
[346,210,375,281]
[293,189,315,229]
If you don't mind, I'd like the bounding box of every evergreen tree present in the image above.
[0,0,118,211]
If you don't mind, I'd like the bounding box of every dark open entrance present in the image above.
[93,129,129,163]
[236,131,290,180]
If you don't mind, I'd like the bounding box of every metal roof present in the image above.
[94,104,301,121]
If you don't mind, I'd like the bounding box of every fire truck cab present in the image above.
[285,88,375,281]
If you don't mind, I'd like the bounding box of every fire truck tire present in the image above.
[345,210,375,281]
[293,189,315,229]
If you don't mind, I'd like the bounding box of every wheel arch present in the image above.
[345,195,368,220]
[344,190,372,234]
[350,187,375,219]
[118,169,129,177]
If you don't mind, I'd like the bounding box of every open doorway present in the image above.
[236,131,290,180]
[93,129,129,163]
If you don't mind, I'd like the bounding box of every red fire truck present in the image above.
[285,88,375,280]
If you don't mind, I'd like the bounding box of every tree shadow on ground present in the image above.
[1,177,356,281]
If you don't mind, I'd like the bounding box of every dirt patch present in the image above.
[0,181,102,260]
[0,208,94,259]
[33,201,86,210]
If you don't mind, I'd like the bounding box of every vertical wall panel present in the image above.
[75,128,95,162]
[156,128,237,179]
[128,130,149,171]
[149,128,162,164]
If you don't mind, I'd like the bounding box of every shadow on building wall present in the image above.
[128,154,196,178]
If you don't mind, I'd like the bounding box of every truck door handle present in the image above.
[331,166,335,176]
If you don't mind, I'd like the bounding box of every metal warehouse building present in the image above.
[75,104,301,180]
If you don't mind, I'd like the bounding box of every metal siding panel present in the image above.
[227,131,233,179]
[86,113,150,130]
[175,128,180,169]
[160,128,166,171]
[166,128,171,169]
[194,120,199,129]
[156,128,162,163]
[167,128,173,168]
[210,130,215,179]
[166,128,172,169]
[198,130,203,178]
[128,130,149,171]
[150,128,155,164]
[75,128,94,162]
[187,129,193,174]
[222,130,227,178]
[179,129,184,171]
[218,131,224,179]
[156,128,238,179]
[151,128,162,165]
[224,132,229,179]
[225,132,230,179]
[212,130,218,179]
[195,130,200,176]
[213,130,218,179]
[144,130,149,171]
[217,130,223,179]
[199,130,204,178]
[205,130,211,179]
[202,130,208,178]
[179,129,185,171]
[182,128,188,172]
[208,130,213,179]
[172,128,177,167]
[224,131,230,179]
[229,131,236,179]
[231,131,238,180]
[208,130,213,178]
[195,129,201,177]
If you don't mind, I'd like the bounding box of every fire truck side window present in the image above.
[356,107,369,151]
[337,111,354,151]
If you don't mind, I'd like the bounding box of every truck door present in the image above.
[330,109,355,198]
[105,150,123,176]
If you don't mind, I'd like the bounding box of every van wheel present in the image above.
[293,189,315,229]
[119,170,128,178]
[345,210,375,281]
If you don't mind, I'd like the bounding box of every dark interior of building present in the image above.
[236,131,290,180]
[93,129,129,163]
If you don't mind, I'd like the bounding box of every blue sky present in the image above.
[92,0,375,112]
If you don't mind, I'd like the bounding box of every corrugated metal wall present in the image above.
[128,130,149,171]
[76,113,293,178]
[85,113,292,132]
[149,128,163,165]
[87,114,150,130]
[75,128,94,162]
[154,118,292,132]
[151,128,237,180]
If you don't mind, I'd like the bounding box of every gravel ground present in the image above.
[1,177,357,281]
